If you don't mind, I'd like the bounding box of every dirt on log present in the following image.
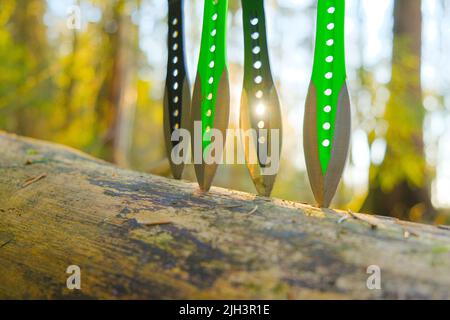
[0,131,449,299]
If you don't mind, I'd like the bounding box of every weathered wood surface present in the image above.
[0,131,450,299]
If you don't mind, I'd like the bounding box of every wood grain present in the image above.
[0,131,449,299]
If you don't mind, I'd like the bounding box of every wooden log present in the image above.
[0,131,449,299]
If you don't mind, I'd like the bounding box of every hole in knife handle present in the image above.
[203,2,220,128]
[255,103,265,116]
[251,32,260,40]
[254,76,263,84]
[257,129,271,167]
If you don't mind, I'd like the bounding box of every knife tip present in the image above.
[194,164,214,193]
[198,181,213,192]
[173,172,182,180]
[255,185,273,198]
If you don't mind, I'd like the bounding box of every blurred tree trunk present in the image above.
[9,0,50,137]
[61,27,79,129]
[95,0,137,165]
[363,0,436,222]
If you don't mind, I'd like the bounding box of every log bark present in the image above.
[0,131,449,299]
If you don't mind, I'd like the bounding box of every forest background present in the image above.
[0,0,449,224]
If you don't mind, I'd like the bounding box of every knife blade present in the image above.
[240,0,282,197]
[191,0,230,192]
[304,0,351,207]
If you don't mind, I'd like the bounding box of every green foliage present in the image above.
[0,0,155,164]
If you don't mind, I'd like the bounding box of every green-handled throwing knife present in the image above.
[163,0,191,179]
[304,0,351,207]
[191,0,230,191]
[240,0,282,197]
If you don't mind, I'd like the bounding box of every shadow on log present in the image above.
[0,131,450,299]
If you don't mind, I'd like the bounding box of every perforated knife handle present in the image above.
[311,0,347,174]
[241,0,279,167]
[240,0,282,196]
[197,0,229,151]
[242,0,274,91]
[164,0,191,179]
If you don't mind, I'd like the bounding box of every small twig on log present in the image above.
[218,204,243,210]
[142,221,173,227]
[22,173,47,188]
[347,210,378,230]
[403,229,419,239]
[438,225,450,232]
[338,215,350,224]
[396,221,420,238]
[0,239,13,249]
[246,205,258,215]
